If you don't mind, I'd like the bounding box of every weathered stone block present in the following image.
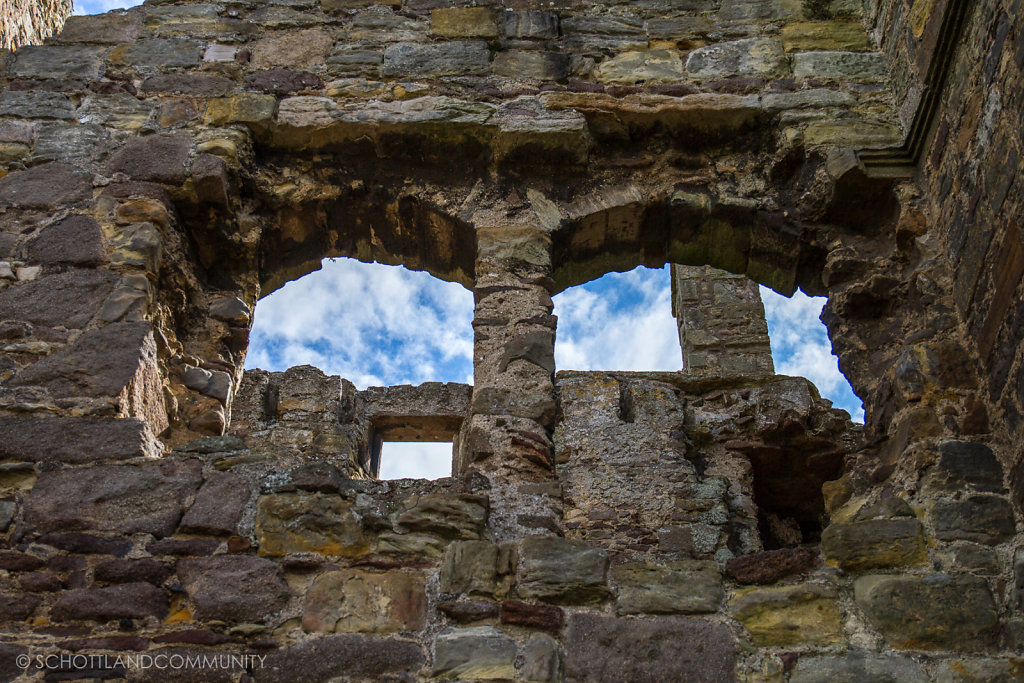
[382,41,490,78]
[521,633,561,683]
[179,472,250,536]
[252,28,332,69]
[255,634,423,683]
[932,495,1016,545]
[803,121,903,148]
[686,38,788,79]
[94,558,171,586]
[730,582,843,646]
[52,583,168,621]
[11,45,102,79]
[780,21,872,51]
[396,493,488,540]
[792,51,888,80]
[0,269,118,329]
[440,540,499,596]
[927,440,1005,492]
[255,493,369,556]
[431,8,497,38]
[502,11,558,39]
[0,594,41,621]
[0,91,75,120]
[24,460,201,537]
[106,38,202,69]
[0,416,157,464]
[31,122,112,165]
[25,215,107,266]
[822,517,927,569]
[725,546,819,584]
[611,561,723,614]
[57,13,141,44]
[517,535,609,604]
[595,49,686,84]
[492,51,570,80]
[564,614,736,683]
[0,162,92,209]
[500,600,563,632]
[178,556,291,622]
[790,652,928,682]
[433,627,516,681]
[854,574,999,649]
[302,569,426,633]
[107,134,191,185]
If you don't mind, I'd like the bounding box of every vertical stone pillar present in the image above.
[671,264,774,378]
[458,226,562,541]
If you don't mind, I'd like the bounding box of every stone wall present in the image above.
[0,0,1022,679]
[0,0,70,51]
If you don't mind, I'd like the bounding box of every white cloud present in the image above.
[73,0,140,15]
[377,442,453,480]
[553,266,682,372]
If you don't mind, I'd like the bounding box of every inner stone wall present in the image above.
[0,0,1022,679]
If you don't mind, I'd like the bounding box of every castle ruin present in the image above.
[0,0,1022,679]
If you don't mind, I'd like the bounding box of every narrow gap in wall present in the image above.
[377,441,453,480]
[246,257,474,388]
[759,287,865,423]
[552,265,682,371]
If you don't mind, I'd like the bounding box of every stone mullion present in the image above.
[461,227,562,541]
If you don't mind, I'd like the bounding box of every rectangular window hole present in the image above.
[377,441,453,481]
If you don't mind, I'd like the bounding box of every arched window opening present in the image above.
[245,257,473,480]
[552,265,682,372]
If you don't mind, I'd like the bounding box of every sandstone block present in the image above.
[0,269,119,329]
[25,215,107,266]
[730,582,843,646]
[0,594,41,621]
[854,574,999,649]
[106,38,202,69]
[57,13,141,44]
[803,121,902,148]
[107,134,191,184]
[502,11,558,39]
[564,614,735,683]
[517,535,610,604]
[255,493,369,556]
[790,652,928,682]
[440,540,499,596]
[246,69,322,95]
[431,8,497,38]
[178,556,291,622]
[521,633,561,683]
[493,51,569,80]
[25,460,201,537]
[179,472,250,536]
[780,21,872,51]
[94,558,171,586]
[382,41,490,78]
[611,561,723,614]
[252,29,332,69]
[686,37,788,79]
[255,634,423,682]
[31,122,111,165]
[500,600,563,632]
[11,45,102,79]
[52,583,168,621]
[433,627,516,680]
[0,416,157,464]
[595,49,686,84]
[792,51,888,80]
[0,162,92,209]
[927,440,1005,492]
[931,494,1016,545]
[204,94,278,131]
[0,91,75,119]
[822,517,927,569]
[302,569,426,633]
[396,493,488,540]
[725,546,819,584]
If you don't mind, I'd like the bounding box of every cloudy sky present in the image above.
[247,260,863,479]
[73,0,132,14]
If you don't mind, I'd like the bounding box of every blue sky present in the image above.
[73,0,136,14]
[247,260,863,479]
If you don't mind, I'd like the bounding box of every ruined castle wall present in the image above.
[867,0,1024,478]
[0,0,1022,680]
[0,0,70,51]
